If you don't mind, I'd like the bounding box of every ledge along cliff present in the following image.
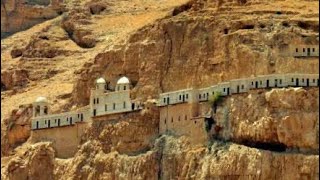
[1,0,319,179]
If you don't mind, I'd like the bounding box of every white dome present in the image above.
[35,96,47,103]
[96,77,106,84]
[117,76,130,84]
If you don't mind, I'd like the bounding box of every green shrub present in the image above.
[208,91,223,107]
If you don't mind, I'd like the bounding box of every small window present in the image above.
[251,82,253,85]
[45,120,47,124]
[303,48,305,52]
[241,85,244,89]
[199,94,201,99]
[105,105,107,111]
[313,48,315,52]
[123,102,126,108]
[186,94,188,99]
[124,86,126,90]
[185,115,187,120]
[78,114,80,118]
[223,88,225,92]
[292,78,294,82]
[296,48,298,52]
[113,103,116,110]
[280,79,282,84]
[212,91,214,95]
[171,117,173,123]
[164,119,166,124]
[206,93,209,98]
[260,81,262,85]
[313,79,315,83]
[70,117,72,121]
[178,116,180,121]
[194,121,197,124]
[302,79,304,83]
[164,98,166,103]
[66,117,68,121]
[55,119,57,123]
[179,95,181,100]
[93,98,96,104]
[97,98,99,104]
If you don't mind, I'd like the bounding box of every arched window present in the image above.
[35,106,40,116]
[44,106,48,114]
[179,95,181,100]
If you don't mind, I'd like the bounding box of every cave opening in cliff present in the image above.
[1,83,6,91]
[205,117,215,133]
[172,3,192,16]
[241,140,287,152]
[241,24,255,30]
[224,29,229,34]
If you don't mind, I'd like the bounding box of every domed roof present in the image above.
[35,96,48,103]
[117,76,130,84]
[96,77,106,84]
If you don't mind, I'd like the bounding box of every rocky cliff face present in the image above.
[1,0,65,38]
[1,0,319,179]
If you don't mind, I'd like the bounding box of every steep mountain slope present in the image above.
[1,0,319,179]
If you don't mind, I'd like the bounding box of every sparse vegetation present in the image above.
[208,91,223,108]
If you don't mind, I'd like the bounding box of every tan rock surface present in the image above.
[1,0,319,179]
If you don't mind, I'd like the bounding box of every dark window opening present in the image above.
[113,103,116,110]
[280,79,282,84]
[182,95,185,102]
[93,99,96,104]
[178,116,180,121]
[131,103,135,110]
[292,78,294,82]
[123,102,126,108]
[36,121,39,129]
[124,86,126,90]
[302,79,304,83]
[105,105,107,111]
[179,95,181,100]
[303,48,305,52]
[44,106,48,114]
[313,48,315,52]
[185,115,187,120]
[80,114,83,121]
[167,97,170,104]
[255,81,258,88]
[223,88,225,92]
[307,79,309,86]
[164,98,166,103]
[237,85,240,93]
[194,121,197,124]
[58,119,60,126]
[70,117,72,125]
[93,109,97,116]
[164,118,166,124]
[97,98,99,104]
[266,80,269,88]
[296,48,298,52]
[186,94,188,99]
[48,120,51,128]
[171,117,173,123]
[241,85,244,89]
